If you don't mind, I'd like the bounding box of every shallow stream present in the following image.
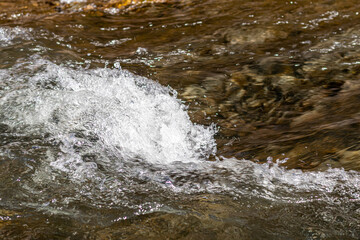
[0,0,359,239]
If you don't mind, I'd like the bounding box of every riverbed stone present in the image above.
[229,72,249,88]
[202,75,226,100]
[273,75,298,93]
[336,150,360,171]
[181,85,206,100]
[257,57,287,75]
[222,27,288,46]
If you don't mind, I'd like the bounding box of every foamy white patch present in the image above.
[213,158,360,201]
[2,57,359,228]
[91,38,131,47]
[60,0,87,4]
[0,27,32,46]
[0,58,217,176]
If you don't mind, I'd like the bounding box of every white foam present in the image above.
[0,58,217,174]
[60,0,87,4]
[1,57,359,230]
[0,27,32,46]
[214,158,360,201]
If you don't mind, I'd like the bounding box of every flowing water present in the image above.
[0,0,359,239]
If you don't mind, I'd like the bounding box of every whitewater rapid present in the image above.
[0,27,359,238]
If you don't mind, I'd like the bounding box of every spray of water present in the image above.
[0,27,32,47]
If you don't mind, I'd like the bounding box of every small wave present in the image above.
[0,57,217,168]
[0,27,32,47]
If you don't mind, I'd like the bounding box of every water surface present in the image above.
[0,0,359,239]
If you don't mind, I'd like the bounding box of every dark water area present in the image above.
[0,0,359,239]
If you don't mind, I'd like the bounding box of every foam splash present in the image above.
[0,27,32,47]
[60,0,87,4]
[0,56,359,237]
[213,158,360,201]
[0,57,217,172]
[1,56,359,201]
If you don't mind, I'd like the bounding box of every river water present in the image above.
[0,0,359,239]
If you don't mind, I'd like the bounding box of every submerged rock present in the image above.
[221,27,288,46]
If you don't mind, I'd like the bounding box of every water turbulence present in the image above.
[0,1,360,238]
[0,54,217,212]
[0,48,358,239]
[0,58,216,165]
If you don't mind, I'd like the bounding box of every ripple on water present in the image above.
[0,27,32,47]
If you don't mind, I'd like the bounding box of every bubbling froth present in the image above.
[0,58,217,176]
[0,27,32,47]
